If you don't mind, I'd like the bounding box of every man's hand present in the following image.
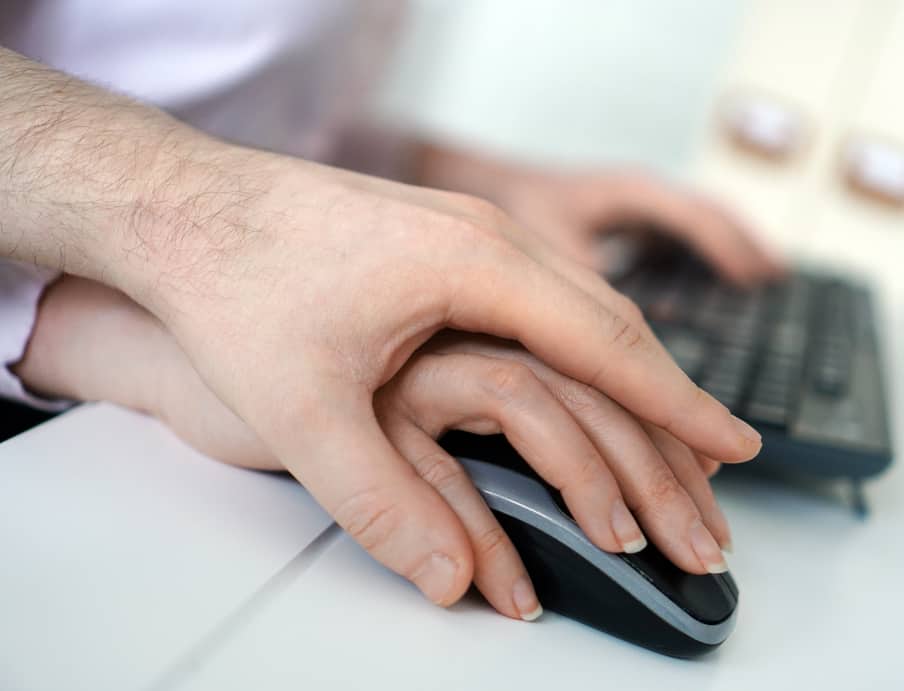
[1,48,759,610]
[16,278,733,622]
[417,144,785,285]
[144,158,759,608]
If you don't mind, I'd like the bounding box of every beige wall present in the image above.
[691,0,904,275]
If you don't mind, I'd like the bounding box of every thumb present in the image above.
[277,388,475,606]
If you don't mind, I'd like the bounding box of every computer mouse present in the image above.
[439,431,739,658]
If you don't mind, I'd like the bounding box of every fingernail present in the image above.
[512,576,543,622]
[689,519,728,574]
[722,540,734,554]
[611,499,647,553]
[412,552,460,605]
[731,415,762,448]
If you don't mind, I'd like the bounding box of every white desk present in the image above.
[2,280,903,691]
[0,405,332,691]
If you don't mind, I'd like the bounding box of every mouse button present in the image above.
[619,544,737,625]
[495,512,718,657]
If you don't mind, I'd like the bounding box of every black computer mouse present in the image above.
[439,431,739,658]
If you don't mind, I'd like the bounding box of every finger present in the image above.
[447,235,762,463]
[511,226,659,342]
[479,350,729,575]
[382,416,543,621]
[274,385,474,608]
[642,424,732,551]
[382,352,646,555]
[415,336,730,573]
[559,389,728,574]
[697,454,722,479]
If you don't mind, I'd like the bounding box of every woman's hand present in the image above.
[417,144,785,285]
[16,278,734,622]
[374,333,732,620]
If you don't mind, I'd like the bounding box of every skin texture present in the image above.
[1,47,765,614]
[19,277,733,622]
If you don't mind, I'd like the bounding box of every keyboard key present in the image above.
[613,247,893,479]
[745,400,788,427]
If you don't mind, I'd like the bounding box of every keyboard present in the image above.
[612,243,893,482]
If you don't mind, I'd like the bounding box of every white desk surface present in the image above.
[0,404,332,691]
[2,276,903,691]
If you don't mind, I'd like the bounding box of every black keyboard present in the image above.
[613,244,893,481]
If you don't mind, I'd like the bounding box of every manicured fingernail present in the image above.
[731,415,762,447]
[412,552,460,605]
[722,540,734,554]
[689,519,728,574]
[611,499,647,553]
[512,576,543,621]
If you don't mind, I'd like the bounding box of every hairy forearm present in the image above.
[0,47,273,317]
[0,48,174,273]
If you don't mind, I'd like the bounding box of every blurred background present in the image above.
[376,0,904,286]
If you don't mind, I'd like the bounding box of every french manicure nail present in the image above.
[722,540,734,554]
[731,415,762,447]
[611,499,647,553]
[512,576,543,621]
[412,552,460,605]
[689,519,728,574]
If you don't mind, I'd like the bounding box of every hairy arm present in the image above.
[0,46,263,315]
[0,46,757,610]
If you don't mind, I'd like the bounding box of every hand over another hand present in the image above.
[23,275,735,620]
[115,147,759,609]
[155,326,733,617]
[1,51,756,615]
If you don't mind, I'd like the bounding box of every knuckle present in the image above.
[473,525,510,560]
[643,466,682,509]
[444,215,498,248]
[481,362,537,404]
[607,312,645,351]
[455,193,507,224]
[561,454,604,495]
[453,216,507,249]
[557,379,597,412]
[333,489,402,553]
[577,454,604,485]
[413,451,467,495]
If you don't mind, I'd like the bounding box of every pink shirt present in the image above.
[0,0,405,409]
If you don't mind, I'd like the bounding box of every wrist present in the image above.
[0,48,264,323]
[12,276,168,415]
[114,136,315,324]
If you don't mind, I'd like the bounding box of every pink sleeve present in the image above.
[0,259,72,412]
